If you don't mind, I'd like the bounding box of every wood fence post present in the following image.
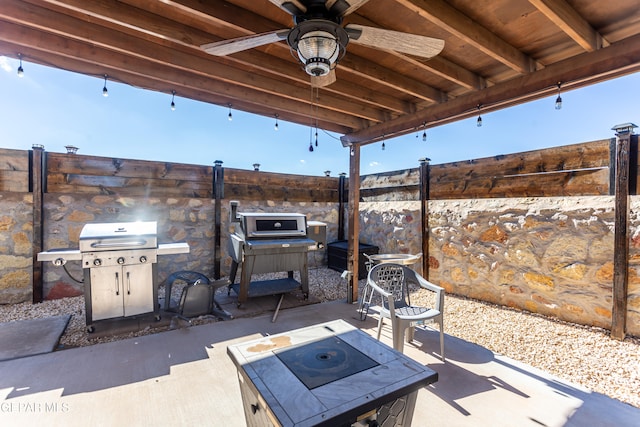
[213,160,224,280]
[347,145,360,304]
[338,172,346,241]
[419,158,431,278]
[611,123,637,340]
[31,145,45,303]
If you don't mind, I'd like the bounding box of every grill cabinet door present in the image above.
[122,263,154,317]
[90,265,125,321]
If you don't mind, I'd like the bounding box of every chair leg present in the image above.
[439,317,445,361]
[393,323,405,353]
[376,316,384,340]
[405,324,415,343]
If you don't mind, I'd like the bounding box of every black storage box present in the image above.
[327,240,379,279]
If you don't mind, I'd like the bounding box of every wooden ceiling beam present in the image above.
[1,1,387,124]
[0,39,357,135]
[342,33,640,145]
[0,25,361,133]
[35,0,410,115]
[33,0,425,113]
[527,0,607,52]
[150,0,445,103]
[344,8,485,91]
[397,0,536,74]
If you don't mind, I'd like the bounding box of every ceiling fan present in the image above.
[201,0,444,87]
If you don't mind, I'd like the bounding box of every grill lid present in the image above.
[79,221,158,252]
[236,212,307,239]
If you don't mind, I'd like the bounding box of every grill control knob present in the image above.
[93,259,102,266]
[117,257,125,265]
[139,256,147,263]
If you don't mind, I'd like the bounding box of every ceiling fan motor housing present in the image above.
[288,20,349,77]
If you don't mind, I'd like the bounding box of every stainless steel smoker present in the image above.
[227,202,319,320]
[38,221,189,332]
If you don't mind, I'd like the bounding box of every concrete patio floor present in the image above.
[0,299,638,427]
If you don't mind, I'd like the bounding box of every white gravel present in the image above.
[1,266,638,409]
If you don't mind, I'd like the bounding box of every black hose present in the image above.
[63,263,84,283]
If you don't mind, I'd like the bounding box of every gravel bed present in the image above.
[1,266,638,409]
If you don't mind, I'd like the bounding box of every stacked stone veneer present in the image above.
[0,193,33,303]
[359,196,639,337]
[39,194,338,301]
[2,188,639,337]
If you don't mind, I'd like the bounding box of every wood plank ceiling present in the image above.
[1,0,640,147]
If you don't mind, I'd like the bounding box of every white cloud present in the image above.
[299,159,306,164]
[369,161,379,167]
[0,57,13,73]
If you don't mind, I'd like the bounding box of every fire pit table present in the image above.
[227,319,438,426]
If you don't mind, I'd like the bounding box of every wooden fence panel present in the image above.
[359,140,614,200]
[46,153,213,198]
[224,168,339,202]
[0,148,29,192]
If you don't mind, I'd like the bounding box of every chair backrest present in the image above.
[178,279,214,317]
[368,263,409,309]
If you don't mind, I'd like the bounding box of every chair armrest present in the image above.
[415,274,444,293]
[367,279,391,299]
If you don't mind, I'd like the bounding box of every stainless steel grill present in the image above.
[228,203,318,319]
[38,221,189,332]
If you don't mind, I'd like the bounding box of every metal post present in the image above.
[419,158,431,278]
[610,123,637,340]
[31,145,45,303]
[213,160,224,280]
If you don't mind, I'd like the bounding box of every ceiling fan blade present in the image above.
[326,0,370,17]
[268,0,307,15]
[345,24,444,59]
[201,30,289,56]
[311,69,336,87]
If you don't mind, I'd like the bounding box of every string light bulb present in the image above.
[227,104,233,121]
[102,74,109,97]
[555,82,563,110]
[170,90,176,111]
[315,129,318,147]
[274,114,279,131]
[17,53,24,77]
[476,104,482,127]
[422,122,427,142]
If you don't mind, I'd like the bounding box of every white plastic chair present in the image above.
[367,263,445,360]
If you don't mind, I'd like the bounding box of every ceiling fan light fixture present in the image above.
[297,31,339,76]
[288,20,348,78]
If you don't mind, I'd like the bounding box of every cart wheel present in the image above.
[87,325,95,333]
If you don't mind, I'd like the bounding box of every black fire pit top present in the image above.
[275,336,379,390]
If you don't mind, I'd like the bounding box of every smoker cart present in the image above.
[227,319,438,426]
[228,204,316,313]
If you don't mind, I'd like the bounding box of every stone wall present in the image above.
[0,193,33,303]
[39,194,338,300]
[2,178,639,338]
[358,196,639,337]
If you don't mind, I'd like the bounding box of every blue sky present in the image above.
[1,56,638,177]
